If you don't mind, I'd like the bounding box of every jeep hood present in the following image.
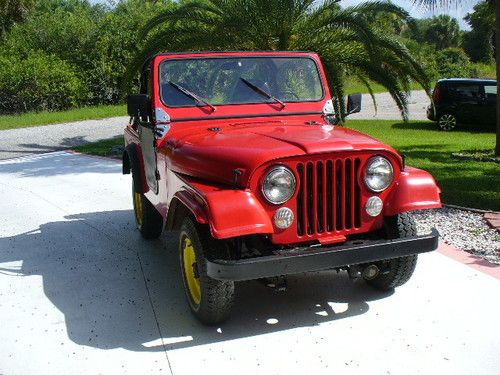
[162,120,398,187]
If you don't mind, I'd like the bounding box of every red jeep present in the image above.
[123,51,441,324]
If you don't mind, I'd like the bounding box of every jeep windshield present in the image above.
[159,57,324,107]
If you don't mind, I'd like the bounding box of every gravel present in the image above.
[413,207,500,265]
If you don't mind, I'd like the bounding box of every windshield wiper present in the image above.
[168,81,216,112]
[240,78,285,108]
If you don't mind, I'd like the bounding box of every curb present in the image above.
[65,150,121,163]
[443,204,499,215]
[437,241,500,281]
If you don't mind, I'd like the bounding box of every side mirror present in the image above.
[347,93,362,115]
[127,94,151,118]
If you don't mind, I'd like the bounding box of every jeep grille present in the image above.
[295,158,362,236]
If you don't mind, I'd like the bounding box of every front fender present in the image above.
[204,190,273,239]
[169,182,273,239]
[384,167,442,216]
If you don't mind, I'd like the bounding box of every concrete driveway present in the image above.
[0,152,499,375]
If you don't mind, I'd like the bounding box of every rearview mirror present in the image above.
[127,94,151,118]
[347,93,362,115]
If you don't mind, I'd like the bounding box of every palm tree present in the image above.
[413,0,499,156]
[425,14,461,49]
[127,0,431,120]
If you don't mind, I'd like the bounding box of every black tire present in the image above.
[366,212,418,291]
[179,217,235,325]
[132,179,163,239]
[437,113,457,131]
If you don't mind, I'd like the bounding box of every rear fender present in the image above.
[384,167,442,216]
[122,143,149,194]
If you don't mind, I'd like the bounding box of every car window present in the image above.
[159,57,324,107]
[449,84,481,99]
[484,85,497,98]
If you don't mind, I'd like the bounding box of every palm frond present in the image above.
[356,75,378,115]
[411,0,464,11]
[123,0,431,118]
[348,1,409,19]
[140,2,222,39]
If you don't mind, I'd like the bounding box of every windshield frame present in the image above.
[158,56,325,109]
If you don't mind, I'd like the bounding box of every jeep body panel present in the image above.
[124,51,441,244]
[124,51,443,323]
[158,118,401,187]
[384,167,442,216]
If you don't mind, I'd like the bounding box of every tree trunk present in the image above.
[496,0,500,155]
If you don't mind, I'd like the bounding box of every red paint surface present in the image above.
[124,51,442,244]
[384,167,442,216]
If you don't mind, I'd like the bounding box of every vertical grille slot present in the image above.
[295,156,363,238]
[306,162,314,235]
[297,163,305,236]
[354,158,362,228]
[326,160,333,232]
[345,158,352,229]
[317,162,324,233]
[336,159,343,231]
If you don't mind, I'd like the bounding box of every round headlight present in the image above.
[262,166,296,204]
[364,156,394,192]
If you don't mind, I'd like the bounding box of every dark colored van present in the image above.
[427,78,497,130]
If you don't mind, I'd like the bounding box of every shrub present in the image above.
[434,48,475,78]
[469,62,496,79]
[403,39,440,82]
[1,0,176,106]
[0,53,89,114]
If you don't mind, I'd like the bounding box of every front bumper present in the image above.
[206,228,439,281]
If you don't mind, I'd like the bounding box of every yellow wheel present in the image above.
[131,179,163,239]
[133,190,144,228]
[179,217,235,324]
[181,237,201,306]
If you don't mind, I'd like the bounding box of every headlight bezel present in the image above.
[364,156,394,193]
[261,166,297,205]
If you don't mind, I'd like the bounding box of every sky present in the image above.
[90,0,482,29]
[340,0,481,29]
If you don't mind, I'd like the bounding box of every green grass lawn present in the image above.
[0,104,126,130]
[73,137,123,158]
[75,120,499,211]
[347,120,499,211]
